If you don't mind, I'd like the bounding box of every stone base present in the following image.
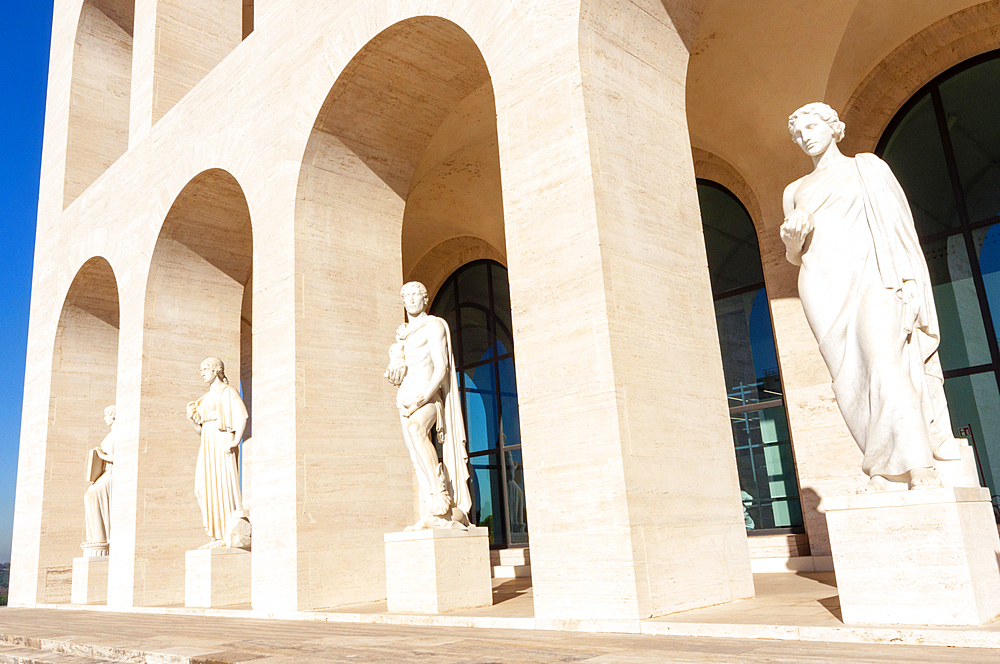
[384,527,492,613]
[71,556,108,604]
[825,486,1000,626]
[184,548,251,608]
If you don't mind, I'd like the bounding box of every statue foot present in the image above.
[856,476,889,494]
[909,468,942,490]
[198,539,227,549]
[404,515,467,531]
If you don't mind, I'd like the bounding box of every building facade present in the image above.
[9,0,1000,620]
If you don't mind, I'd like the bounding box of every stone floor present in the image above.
[0,606,997,663]
[3,573,998,662]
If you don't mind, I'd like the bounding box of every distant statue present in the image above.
[187,357,248,548]
[782,102,962,493]
[384,282,472,530]
[82,405,117,556]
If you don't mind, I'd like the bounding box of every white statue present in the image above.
[782,102,962,493]
[82,405,117,556]
[186,357,248,548]
[385,282,472,530]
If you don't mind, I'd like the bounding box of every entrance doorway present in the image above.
[431,260,527,548]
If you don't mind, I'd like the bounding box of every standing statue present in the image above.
[83,405,117,556]
[781,102,962,493]
[384,282,472,530]
[187,357,248,548]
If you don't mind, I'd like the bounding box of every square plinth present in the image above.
[184,548,251,608]
[384,527,492,613]
[825,486,1000,626]
[71,556,108,604]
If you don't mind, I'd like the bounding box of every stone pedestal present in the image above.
[71,556,108,604]
[384,527,491,613]
[184,548,251,608]
[825,487,1000,626]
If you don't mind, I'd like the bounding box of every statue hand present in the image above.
[186,401,198,420]
[901,280,920,336]
[780,209,814,248]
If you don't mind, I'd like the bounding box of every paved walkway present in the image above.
[0,606,997,663]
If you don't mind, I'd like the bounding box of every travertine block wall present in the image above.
[151,0,243,124]
[64,0,133,208]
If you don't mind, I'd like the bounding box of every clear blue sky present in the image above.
[0,2,53,564]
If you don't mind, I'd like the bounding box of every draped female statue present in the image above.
[187,357,247,547]
[781,102,961,492]
[83,405,117,556]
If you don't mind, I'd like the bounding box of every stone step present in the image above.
[0,637,141,664]
[0,644,116,664]
[490,547,530,578]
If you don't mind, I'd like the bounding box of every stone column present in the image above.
[492,2,753,620]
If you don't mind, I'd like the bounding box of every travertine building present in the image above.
[10,0,1000,621]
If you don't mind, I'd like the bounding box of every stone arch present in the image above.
[132,168,252,606]
[290,15,502,610]
[407,237,506,303]
[692,148,764,232]
[36,256,120,602]
[840,1,1000,155]
[63,0,134,209]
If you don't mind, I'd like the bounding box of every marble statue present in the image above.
[782,102,962,493]
[82,405,117,556]
[384,282,472,530]
[187,357,249,548]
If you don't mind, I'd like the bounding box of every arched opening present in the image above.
[696,180,802,534]
[133,168,252,606]
[288,16,506,610]
[64,0,134,208]
[877,50,1000,515]
[152,0,246,124]
[430,261,526,549]
[38,257,120,602]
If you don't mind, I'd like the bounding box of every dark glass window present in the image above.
[878,51,1000,514]
[697,181,803,532]
[431,261,527,548]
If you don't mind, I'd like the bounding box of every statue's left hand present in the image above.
[901,280,920,336]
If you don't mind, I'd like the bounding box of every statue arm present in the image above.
[780,180,813,266]
[227,387,249,450]
[186,400,202,434]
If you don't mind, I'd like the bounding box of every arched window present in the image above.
[431,260,527,548]
[878,51,1000,514]
[697,180,803,532]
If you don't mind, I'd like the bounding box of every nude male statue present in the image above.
[385,282,472,530]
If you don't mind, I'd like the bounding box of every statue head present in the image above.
[103,405,116,426]
[400,281,429,318]
[200,357,229,385]
[788,102,845,157]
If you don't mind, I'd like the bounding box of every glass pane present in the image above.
[458,305,492,365]
[715,288,782,406]
[881,92,960,237]
[973,222,1000,334]
[504,449,528,545]
[939,58,1000,223]
[944,372,1000,512]
[923,235,992,369]
[471,454,504,546]
[697,183,764,295]
[463,364,498,454]
[491,264,514,355]
[732,406,802,530]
